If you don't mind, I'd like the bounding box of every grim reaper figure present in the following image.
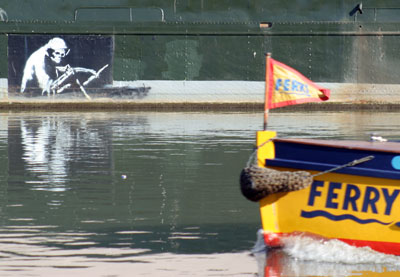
[20,37,108,99]
[21,37,70,94]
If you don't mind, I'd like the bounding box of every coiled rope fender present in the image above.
[240,165,312,202]
[240,140,374,202]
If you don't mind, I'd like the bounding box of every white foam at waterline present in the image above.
[281,234,400,265]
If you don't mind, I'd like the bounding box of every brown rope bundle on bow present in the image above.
[240,140,374,202]
[240,164,312,202]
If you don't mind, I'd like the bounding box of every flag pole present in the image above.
[263,53,271,130]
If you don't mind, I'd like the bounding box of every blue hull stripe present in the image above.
[268,141,400,180]
[266,158,400,180]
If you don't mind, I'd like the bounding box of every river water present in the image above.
[0,110,400,276]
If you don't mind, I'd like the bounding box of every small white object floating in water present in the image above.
[370,133,388,142]
[121,175,127,179]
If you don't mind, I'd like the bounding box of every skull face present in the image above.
[51,48,69,64]
[46,38,69,64]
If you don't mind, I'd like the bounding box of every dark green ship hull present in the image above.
[0,1,399,103]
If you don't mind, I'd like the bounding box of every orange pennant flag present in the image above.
[265,57,330,109]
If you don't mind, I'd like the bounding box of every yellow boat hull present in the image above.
[256,131,400,255]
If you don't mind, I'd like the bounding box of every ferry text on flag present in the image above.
[265,55,330,109]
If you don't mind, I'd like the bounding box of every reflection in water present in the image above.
[14,114,113,191]
[0,111,400,276]
[5,112,260,253]
[258,249,397,277]
[21,118,68,187]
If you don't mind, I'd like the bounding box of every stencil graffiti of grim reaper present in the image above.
[20,37,108,99]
